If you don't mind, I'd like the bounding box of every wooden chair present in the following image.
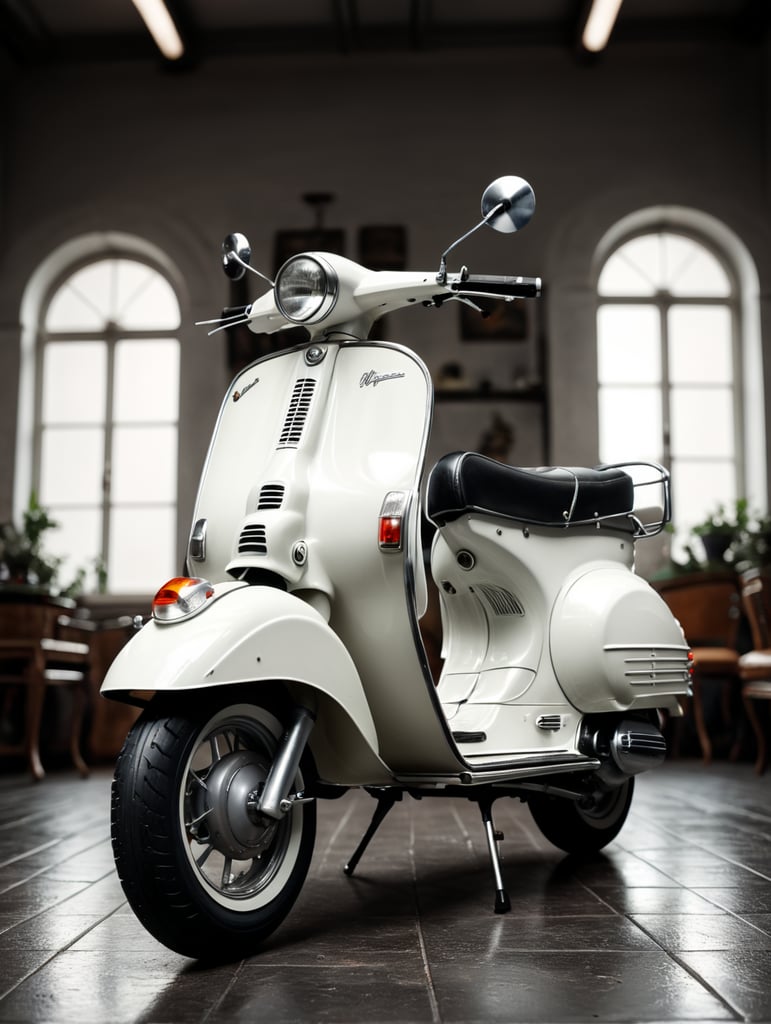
[653,571,741,764]
[0,590,91,781]
[738,568,771,775]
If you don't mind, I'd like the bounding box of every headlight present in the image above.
[275,254,338,324]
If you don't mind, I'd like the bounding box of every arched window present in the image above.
[596,227,745,560]
[32,254,181,593]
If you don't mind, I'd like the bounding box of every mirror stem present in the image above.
[436,201,508,284]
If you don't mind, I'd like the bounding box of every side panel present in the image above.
[550,567,692,712]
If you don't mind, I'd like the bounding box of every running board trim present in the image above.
[393,755,600,787]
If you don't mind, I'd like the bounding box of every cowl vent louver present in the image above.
[278,378,316,448]
[238,524,267,555]
[478,584,525,616]
[257,484,285,510]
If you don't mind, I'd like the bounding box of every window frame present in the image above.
[596,226,745,539]
[31,250,181,594]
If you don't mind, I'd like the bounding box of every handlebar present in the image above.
[450,274,541,299]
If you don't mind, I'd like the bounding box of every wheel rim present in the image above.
[576,780,631,830]
[178,703,306,911]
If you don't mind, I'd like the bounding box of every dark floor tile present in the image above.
[209,963,436,1024]
[0,950,212,1024]
[741,912,771,935]
[0,949,55,1001]
[70,910,179,953]
[430,951,735,1023]
[694,885,771,913]
[421,913,658,958]
[0,876,89,915]
[679,949,771,1022]
[45,873,125,916]
[0,912,109,950]
[630,912,771,951]
[568,851,681,889]
[598,885,726,915]
[249,915,423,966]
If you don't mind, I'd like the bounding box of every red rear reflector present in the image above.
[379,516,402,549]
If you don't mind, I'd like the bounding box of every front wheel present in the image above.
[111,696,316,959]
[527,777,634,855]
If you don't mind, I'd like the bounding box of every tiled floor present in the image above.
[0,759,769,1024]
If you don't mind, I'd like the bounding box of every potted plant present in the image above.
[691,499,750,566]
[0,493,85,597]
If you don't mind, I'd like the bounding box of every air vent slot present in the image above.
[478,584,525,616]
[278,378,316,448]
[238,524,267,555]
[257,483,285,510]
[536,714,564,732]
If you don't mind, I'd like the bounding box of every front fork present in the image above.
[250,705,316,820]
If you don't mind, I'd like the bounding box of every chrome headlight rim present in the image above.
[275,253,339,324]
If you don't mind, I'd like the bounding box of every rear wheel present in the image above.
[527,777,634,855]
[111,696,316,959]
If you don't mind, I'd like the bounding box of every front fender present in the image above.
[101,582,380,764]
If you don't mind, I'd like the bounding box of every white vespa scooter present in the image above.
[103,176,692,960]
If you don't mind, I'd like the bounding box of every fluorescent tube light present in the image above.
[581,0,623,52]
[131,0,184,60]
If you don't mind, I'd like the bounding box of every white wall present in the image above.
[0,37,768,567]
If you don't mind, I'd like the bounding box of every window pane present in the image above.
[42,341,107,424]
[109,506,176,592]
[39,253,181,594]
[46,262,115,330]
[40,427,104,505]
[111,425,177,503]
[671,387,734,459]
[599,232,731,299]
[45,259,180,331]
[597,306,660,383]
[666,235,731,297]
[669,459,736,562]
[598,236,659,296]
[114,339,180,422]
[44,507,103,591]
[115,263,180,330]
[669,306,732,384]
[599,387,662,463]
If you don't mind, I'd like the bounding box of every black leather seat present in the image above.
[426,452,634,528]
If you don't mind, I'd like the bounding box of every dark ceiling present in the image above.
[0,0,767,69]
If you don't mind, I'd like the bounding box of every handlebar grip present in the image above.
[453,275,542,298]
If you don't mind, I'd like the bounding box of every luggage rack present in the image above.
[571,461,671,538]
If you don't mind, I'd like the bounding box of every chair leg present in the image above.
[24,680,46,782]
[743,693,767,776]
[691,675,712,765]
[69,682,90,779]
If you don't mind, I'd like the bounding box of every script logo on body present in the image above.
[232,377,260,402]
[359,370,406,388]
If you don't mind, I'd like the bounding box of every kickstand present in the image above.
[478,797,511,914]
[344,790,400,877]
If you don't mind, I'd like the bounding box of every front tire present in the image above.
[527,777,634,855]
[111,696,316,959]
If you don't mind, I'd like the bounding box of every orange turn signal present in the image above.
[152,577,214,622]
